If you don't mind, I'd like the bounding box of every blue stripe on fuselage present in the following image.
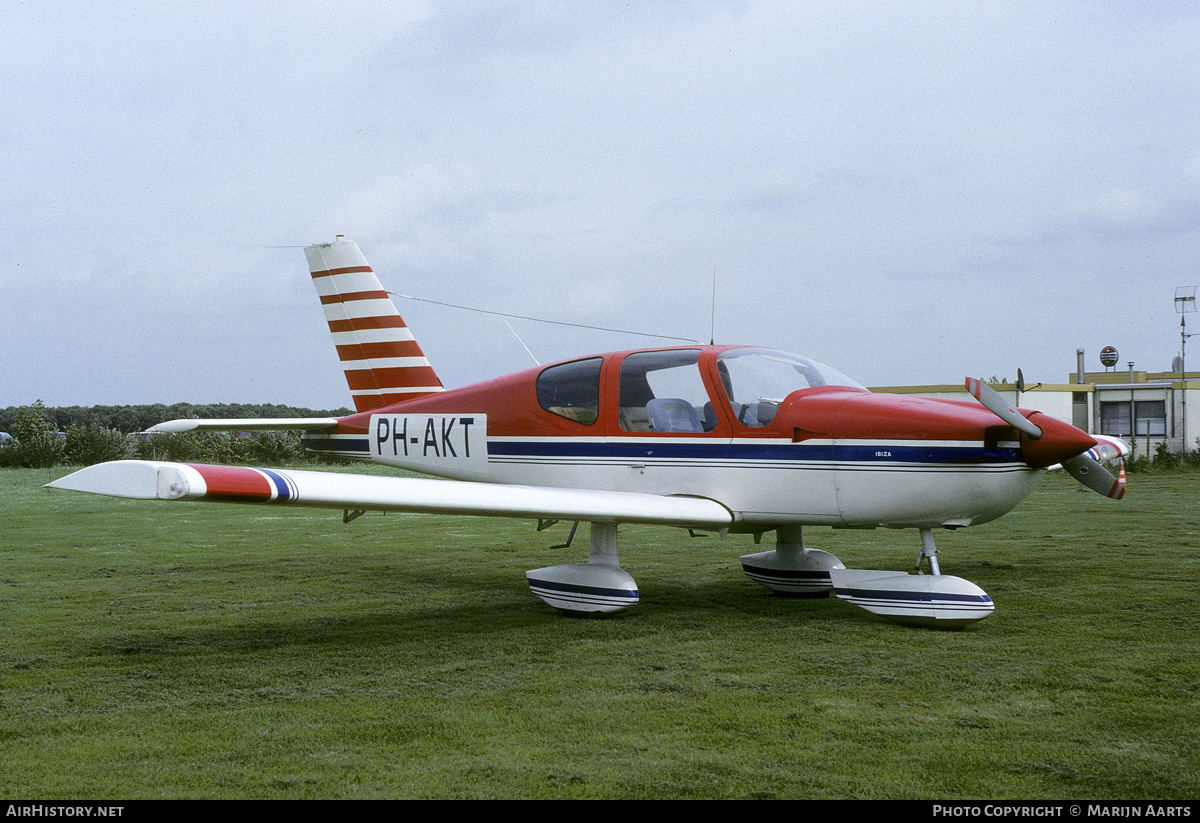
[487,440,1020,466]
[301,434,1022,467]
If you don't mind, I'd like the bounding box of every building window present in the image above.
[1100,402,1131,437]
[1135,400,1166,436]
[1072,392,1089,432]
[1100,399,1167,437]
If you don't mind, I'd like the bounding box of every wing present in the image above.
[46,460,733,528]
[1088,434,1131,463]
[145,418,340,433]
[1044,433,1131,470]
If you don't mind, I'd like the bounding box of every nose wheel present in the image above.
[830,527,995,629]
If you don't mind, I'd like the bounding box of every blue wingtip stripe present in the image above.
[259,469,298,502]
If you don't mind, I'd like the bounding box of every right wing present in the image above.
[46,460,734,528]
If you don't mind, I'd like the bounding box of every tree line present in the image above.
[1,401,353,469]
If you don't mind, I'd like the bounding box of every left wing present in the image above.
[46,460,734,528]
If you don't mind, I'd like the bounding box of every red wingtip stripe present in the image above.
[186,465,273,501]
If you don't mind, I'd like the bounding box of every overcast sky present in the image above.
[6,1,1200,409]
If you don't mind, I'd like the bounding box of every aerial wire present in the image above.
[389,291,698,343]
[268,243,697,343]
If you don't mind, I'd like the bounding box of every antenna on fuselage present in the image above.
[710,267,717,345]
[506,320,541,366]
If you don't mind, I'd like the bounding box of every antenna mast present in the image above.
[710,267,717,345]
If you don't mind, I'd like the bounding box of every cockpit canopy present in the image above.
[535,346,865,431]
[717,348,865,427]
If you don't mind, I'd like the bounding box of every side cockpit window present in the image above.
[618,350,716,433]
[537,358,602,425]
[717,348,865,427]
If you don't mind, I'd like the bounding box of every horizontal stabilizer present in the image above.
[47,460,734,528]
[145,418,340,433]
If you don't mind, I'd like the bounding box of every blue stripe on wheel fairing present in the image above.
[833,586,993,605]
[526,577,639,599]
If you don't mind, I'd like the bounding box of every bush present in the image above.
[8,402,66,468]
[1125,437,1200,474]
[249,431,305,464]
[130,431,252,464]
[65,424,130,465]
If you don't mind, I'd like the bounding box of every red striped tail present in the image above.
[304,237,444,412]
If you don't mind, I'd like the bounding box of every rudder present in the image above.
[305,237,444,412]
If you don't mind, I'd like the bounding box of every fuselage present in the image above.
[301,345,1094,532]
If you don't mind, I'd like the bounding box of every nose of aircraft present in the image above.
[779,385,1119,497]
[1015,413,1098,469]
[962,376,1125,500]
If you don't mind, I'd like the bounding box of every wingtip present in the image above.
[45,461,172,500]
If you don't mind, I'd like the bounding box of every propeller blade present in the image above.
[1062,452,1126,500]
[964,377,1042,439]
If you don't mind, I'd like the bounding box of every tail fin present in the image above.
[305,237,444,412]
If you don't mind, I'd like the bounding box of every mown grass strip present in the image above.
[2,468,1197,798]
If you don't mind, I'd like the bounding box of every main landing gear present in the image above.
[526,522,994,628]
[743,526,995,629]
[739,525,844,597]
[526,522,639,614]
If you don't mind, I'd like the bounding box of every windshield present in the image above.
[717,348,864,427]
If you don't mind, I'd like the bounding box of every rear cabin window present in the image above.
[536,358,602,425]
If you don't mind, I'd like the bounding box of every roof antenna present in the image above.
[709,267,717,345]
[506,320,541,366]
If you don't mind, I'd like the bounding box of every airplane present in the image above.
[48,236,1131,629]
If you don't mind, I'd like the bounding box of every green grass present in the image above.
[2,466,1197,799]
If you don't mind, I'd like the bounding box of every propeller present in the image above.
[1062,450,1125,500]
[964,377,1042,439]
[964,377,1125,500]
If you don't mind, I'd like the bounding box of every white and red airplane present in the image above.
[49,237,1130,628]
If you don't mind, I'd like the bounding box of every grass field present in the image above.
[2,465,1197,799]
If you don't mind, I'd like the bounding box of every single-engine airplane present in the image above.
[49,237,1130,628]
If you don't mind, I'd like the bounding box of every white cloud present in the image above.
[1067,189,1164,234]
[7,1,1200,404]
